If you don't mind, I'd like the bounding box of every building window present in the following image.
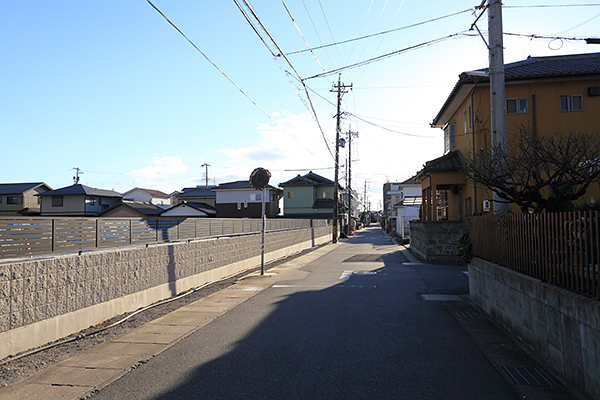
[237,202,242,210]
[506,98,528,114]
[86,197,96,206]
[463,111,468,134]
[7,196,21,205]
[287,191,293,199]
[250,193,261,202]
[444,123,456,154]
[322,191,329,199]
[560,95,583,112]
[52,196,63,207]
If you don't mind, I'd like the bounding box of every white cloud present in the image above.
[129,156,189,179]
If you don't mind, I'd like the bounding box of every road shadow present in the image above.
[95,245,514,400]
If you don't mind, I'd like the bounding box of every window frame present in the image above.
[6,196,21,205]
[51,196,63,207]
[506,98,528,114]
[560,94,583,112]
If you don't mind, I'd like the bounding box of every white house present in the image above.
[122,188,171,209]
[388,176,421,241]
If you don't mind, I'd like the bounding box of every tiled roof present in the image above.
[37,184,122,198]
[214,180,280,191]
[421,150,464,174]
[178,188,216,198]
[280,171,334,187]
[0,182,51,195]
[124,188,170,198]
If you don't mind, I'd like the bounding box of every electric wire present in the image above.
[287,8,473,56]
[304,31,470,80]
[233,0,334,161]
[281,0,334,85]
[146,0,318,160]
[316,0,345,67]
[300,0,338,70]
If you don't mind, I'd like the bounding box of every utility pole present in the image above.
[488,0,509,213]
[345,126,358,234]
[331,74,352,243]
[201,163,210,187]
[72,167,83,184]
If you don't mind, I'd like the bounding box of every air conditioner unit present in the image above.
[483,200,491,213]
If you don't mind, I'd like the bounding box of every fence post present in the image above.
[96,219,100,248]
[52,219,56,252]
[129,219,133,245]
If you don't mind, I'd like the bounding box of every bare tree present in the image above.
[462,128,600,213]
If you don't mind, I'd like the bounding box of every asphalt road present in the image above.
[90,226,519,400]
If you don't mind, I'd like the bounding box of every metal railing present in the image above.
[471,212,600,300]
[0,217,329,260]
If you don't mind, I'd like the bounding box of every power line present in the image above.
[146,0,318,160]
[304,31,470,80]
[233,0,334,160]
[287,8,473,56]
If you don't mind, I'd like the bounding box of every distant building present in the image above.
[175,186,216,207]
[160,201,216,218]
[96,200,165,218]
[0,182,52,216]
[122,188,171,209]
[280,171,343,219]
[37,184,122,217]
[213,181,282,218]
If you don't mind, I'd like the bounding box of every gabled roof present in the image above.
[178,188,216,198]
[213,180,280,192]
[123,187,170,198]
[161,201,216,216]
[0,182,52,195]
[96,200,164,217]
[400,175,420,185]
[279,171,334,187]
[432,52,600,128]
[37,184,122,198]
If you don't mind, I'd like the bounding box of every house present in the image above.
[37,184,122,217]
[96,200,165,218]
[212,181,282,218]
[389,176,422,241]
[174,186,216,207]
[122,188,171,209]
[419,52,600,220]
[0,182,53,216]
[159,201,216,218]
[279,171,344,219]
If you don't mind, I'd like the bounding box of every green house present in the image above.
[279,171,344,218]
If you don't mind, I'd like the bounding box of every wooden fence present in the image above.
[471,212,600,300]
[0,217,328,260]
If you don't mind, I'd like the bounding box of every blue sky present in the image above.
[2,1,599,209]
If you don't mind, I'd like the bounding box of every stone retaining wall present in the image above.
[409,220,466,264]
[0,225,331,360]
[469,257,600,400]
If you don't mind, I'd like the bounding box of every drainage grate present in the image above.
[500,366,556,386]
[453,311,482,319]
[420,294,464,301]
[227,286,263,291]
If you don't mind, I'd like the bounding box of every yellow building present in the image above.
[418,52,600,221]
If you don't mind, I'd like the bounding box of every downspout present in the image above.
[471,85,478,214]
[429,174,434,221]
[532,94,537,137]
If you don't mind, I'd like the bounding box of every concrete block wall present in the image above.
[0,225,331,360]
[409,220,466,264]
[469,257,600,400]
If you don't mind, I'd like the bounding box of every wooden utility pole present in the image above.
[72,167,83,184]
[331,74,352,243]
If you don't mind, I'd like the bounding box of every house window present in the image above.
[560,95,583,112]
[250,193,261,202]
[86,197,96,206]
[287,191,293,199]
[506,98,528,114]
[463,111,467,134]
[237,202,242,210]
[322,191,329,199]
[52,196,63,207]
[444,123,456,154]
[7,196,21,205]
